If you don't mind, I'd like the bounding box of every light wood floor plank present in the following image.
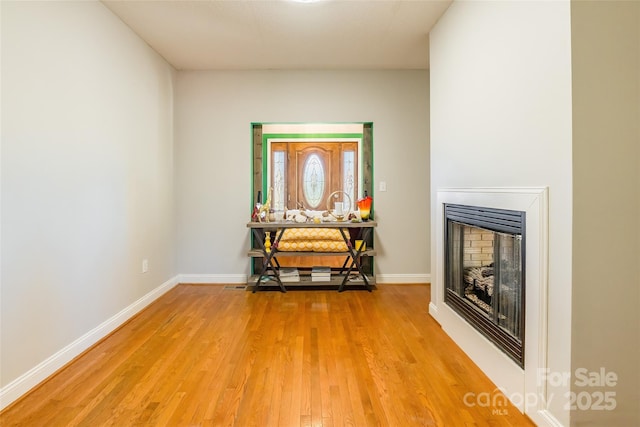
[0,284,535,426]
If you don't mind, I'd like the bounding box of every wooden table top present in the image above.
[247,220,377,229]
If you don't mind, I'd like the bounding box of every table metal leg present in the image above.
[251,228,286,293]
[337,227,372,292]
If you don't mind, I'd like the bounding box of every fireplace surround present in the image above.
[431,187,549,418]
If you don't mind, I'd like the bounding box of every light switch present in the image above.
[380,181,387,192]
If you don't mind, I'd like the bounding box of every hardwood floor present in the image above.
[0,284,535,426]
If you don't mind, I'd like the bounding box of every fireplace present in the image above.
[433,188,548,418]
[444,204,525,367]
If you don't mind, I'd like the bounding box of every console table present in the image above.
[247,220,377,292]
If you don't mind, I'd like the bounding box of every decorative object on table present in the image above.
[285,208,340,223]
[357,191,373,221]
[311,266,331,282]
[326,190,352,221]
[285,209,308,223]
[279,268,300,283]
[257,188,272,222]
[264,231,271,252]
[294,212,308,223]
[252,190,262,221]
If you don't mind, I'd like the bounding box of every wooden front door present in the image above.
[290,142,339,211]
[271,141,358,212]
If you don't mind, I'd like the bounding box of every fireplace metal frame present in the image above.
[444,203,526,367]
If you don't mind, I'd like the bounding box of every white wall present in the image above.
[430,1,574,425]
[571,1,640,426]
[1,0,176,401]
[174,70,430,282]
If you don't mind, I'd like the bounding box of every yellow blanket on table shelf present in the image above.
[277,228,349,252]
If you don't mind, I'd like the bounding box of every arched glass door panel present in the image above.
[302,154,325,208]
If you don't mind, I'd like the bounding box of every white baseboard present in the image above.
[0,275,180,411]
[428,301,439,319]
[177,274,248,284]
[531,409,565,427]
[376,273,431,284]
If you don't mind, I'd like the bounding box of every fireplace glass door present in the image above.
[444,204,525,367]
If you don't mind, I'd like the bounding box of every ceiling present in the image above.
[101,0,452,71]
